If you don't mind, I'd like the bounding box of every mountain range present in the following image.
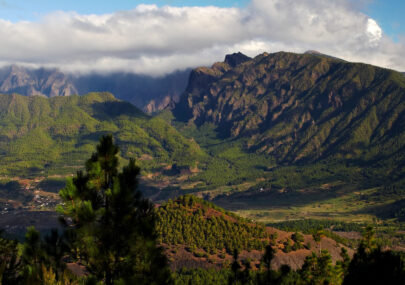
[1,51,405,279]
[0,65,77,97]
[0,65,190,113]
[174,51,405,185]
[0,51,404,225]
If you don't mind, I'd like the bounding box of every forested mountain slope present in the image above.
[0,92,202,176]
[174,52,405,183]
[156,195,352,270]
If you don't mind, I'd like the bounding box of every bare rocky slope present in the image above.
[0,65,77,97]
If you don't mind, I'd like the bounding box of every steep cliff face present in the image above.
[73,69,190,113]
[0,65,77,97]
[0,66,191,113]
[144,95,178,114]
[174,52,405,166]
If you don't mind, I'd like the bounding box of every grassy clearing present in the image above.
[232,186,395,224]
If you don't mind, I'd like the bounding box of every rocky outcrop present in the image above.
[0,65,191,113]
[174,51,405,165]
[0,65,77,97]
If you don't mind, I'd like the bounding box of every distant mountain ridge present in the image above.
[174,51,405,181]
[0,65,191,113]
[73,70,190,113]
[0,65,77,97]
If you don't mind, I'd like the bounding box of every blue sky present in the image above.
[366,0,405,40]
[0,0,249,20]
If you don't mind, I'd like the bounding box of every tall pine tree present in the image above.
[0,230,21,284]
[58,135,171,284]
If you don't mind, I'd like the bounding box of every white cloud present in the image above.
[366,18,382,45]
[0,0,403,75]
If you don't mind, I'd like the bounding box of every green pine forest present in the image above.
[0,92,202,176]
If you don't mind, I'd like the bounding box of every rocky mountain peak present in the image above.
[0,65,77,97]
[224,52,252,68]
[304,50,343,61]
[174,51,405,164]
[0,65,190,112]
[304,50,322,55]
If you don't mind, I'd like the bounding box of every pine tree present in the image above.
[241,259,252,284]
[21,226,45,284]
[300,250,335,284]
[58,135,172,284]
[344,226,405,284]
[229,249,241,285]
[312,229,325,254]
[261,244,275,284]
[0,230,21,284]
